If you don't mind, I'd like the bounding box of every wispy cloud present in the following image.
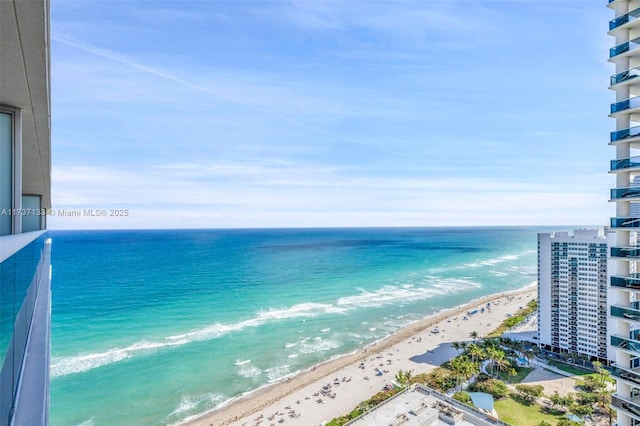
[50,1,612,229]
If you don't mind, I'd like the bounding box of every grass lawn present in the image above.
[497,367,535,383]
[494,394,565,426]
[547,361,591,376]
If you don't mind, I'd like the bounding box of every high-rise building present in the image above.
[537,230,611,362]
[0,0,52,424]
[608,1,640,424]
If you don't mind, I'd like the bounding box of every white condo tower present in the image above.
[609,1,640,424]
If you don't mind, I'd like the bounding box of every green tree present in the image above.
[515,384,544,403]
[466,343,485,364]
[571,403,593,418]
[452,391,471,404]
[449,356,471,391]
[550,391,563,410]
[394,369,413,387]
[468,379,509,399]
[557,420,581,426]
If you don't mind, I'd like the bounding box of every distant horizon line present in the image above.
[46,224,603,232]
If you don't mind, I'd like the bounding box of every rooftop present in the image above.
[348,385,507,426]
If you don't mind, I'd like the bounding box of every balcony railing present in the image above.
[611,364,640,386]
[612,125,640,142]
[611,66,640,86]
[0,233,51,426]
[611,247,640,259]
[612,97,640,114]
[612,395,640,419]
[611,186,640,200]
[611,335,640,352]
[612,157,640,171]
[612,305,640,322]
[611,37,640,58]
[611,275,640,289]
[610,8,640,31]
[611,217,640,228]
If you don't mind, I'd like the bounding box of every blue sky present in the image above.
[50,0,611,229]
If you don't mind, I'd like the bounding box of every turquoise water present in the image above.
[50,227,549,425]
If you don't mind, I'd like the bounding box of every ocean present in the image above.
[49,227,549,426]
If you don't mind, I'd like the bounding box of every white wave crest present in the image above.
[337,278,481,308]
[168,393,224,418]
[297,339,340,354]
[52,301,348,378]
[165,303,347,345]
[237,365,262,378]
[266,365,290,382]
[459,251,535,269]
[50,339,189,378]
[234,359,251,366]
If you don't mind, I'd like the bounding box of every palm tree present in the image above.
[467,344,485,364]
[469,331,479,341]
[486,346,504,377]
[449,356,472,391]
[452,341,462,355]
[494,356,512,378]
[395,369,412,387]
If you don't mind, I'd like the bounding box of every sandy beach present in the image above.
[183,286,536,426]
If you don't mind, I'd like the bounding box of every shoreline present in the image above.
[182,284,537,426]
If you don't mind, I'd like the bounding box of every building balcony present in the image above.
[611,156,640,171]
[611,335,640,353]
[610,8,640,31]
[612,97,640,115]
[611,187,640,200]
[0,232,51,426]
[610,217,640,229]
[611,246,640,259]
[612,305,640,324]
[612,395,640,421]
[611,274,640,289]
[611,66,640,88]
[610,37,640,59]
[608,363,640,386]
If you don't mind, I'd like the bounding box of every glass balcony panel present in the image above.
[612,125,640,142]
[612,305,640,322]
[611,335,640,352]
[611,37,640,58]
[612,97,640,114]
[611,66,640,85]
[612,395,640,419]
[611,157,640,171]
[611,275,640,289]
[611,247,640,258]
[610,8,640,30]
[611,187,640,199]
[612,217,640,228]
[0,234,50,426]
[612,365,640,385]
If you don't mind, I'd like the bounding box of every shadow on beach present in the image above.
[410,342,458,366]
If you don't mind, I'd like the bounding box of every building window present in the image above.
[0,111,12,235]
[21,195,42,232]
